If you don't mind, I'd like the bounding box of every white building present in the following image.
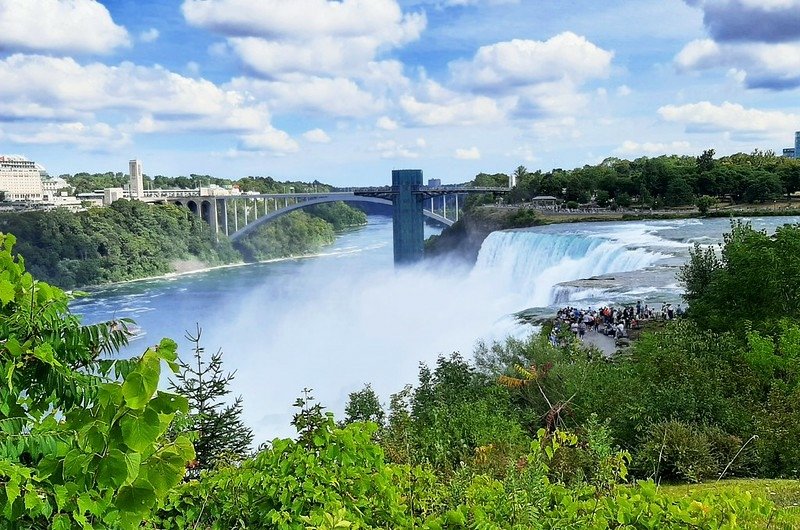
[0,155,45,201]
[129,159,144,199]
[103,188,125,206]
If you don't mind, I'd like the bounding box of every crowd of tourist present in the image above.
[550,301,684,346]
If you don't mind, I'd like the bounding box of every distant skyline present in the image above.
[1,0,799,185]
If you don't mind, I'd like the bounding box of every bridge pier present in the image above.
[392,169,425,265]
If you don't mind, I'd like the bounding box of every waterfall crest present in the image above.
[473,229,663,307]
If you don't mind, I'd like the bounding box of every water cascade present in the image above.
[473,229,664,307]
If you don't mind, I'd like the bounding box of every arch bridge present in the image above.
[162,170,507,264]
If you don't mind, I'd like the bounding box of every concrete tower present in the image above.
[129,159,143,199]
[392,169,424,265]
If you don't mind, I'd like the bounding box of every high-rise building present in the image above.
[129,159,143,199]
[0,155,44,201]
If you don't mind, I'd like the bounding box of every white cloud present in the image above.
[7,121,130,151]
[226,75,384,118]
[303,128,331,143]
[139,28,160,43]
[0,54,273,131]
[373,140,419,159]
[454,146,481,160]
[400,79,506,126]
[239,128,299,154]
[616,85,633,96]
[182,0,424,43]
[615,140,693,155]
[0,0,129,54]
[658,101,799,136]
[676,38,800,89]
[376,116,399,130]
[450,32,613,92]
[183,0,424,79]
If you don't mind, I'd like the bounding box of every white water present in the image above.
[474,228,666,307]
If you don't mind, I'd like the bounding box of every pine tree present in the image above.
[170,324,253,475]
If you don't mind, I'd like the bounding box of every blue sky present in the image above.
[0,0,799,185]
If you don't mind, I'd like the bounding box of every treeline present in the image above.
[64,172,333,195]
[0,200,367,288]
[0,200,238,288]
[471,149,800,208]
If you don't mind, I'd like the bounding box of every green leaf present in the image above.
[0,278,14,306]
[97,449,128,489]
[149,392,188,415]
[120,409,160,453]
[146,449,187,497]
[115,480,157,516]
[123,453,141,486]
[121,350,161,410]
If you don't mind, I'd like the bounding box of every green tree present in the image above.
[170,326,253,474]
[343,384,385,426]
[0,233,194,529]
[696,195,715,215]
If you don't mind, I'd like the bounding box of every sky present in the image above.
[1,0,799,186]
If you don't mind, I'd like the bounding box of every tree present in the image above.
[343,384,385,426]
[679,221,800,333]
[0,233,194,529]
[696,149,716,173]
[170,325,253,474]
[696,195,715,215]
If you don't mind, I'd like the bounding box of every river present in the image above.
[70,214,800,442]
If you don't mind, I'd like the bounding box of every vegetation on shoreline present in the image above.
[0,199,367,289]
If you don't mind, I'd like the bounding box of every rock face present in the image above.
[426,208,526,262]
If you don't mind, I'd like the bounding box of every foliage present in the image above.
[169,326,253,476]
[343,384,385,427]
[500,151,800,208]
[680,221,800,333]
[236,210,335,261]
[0,201,238,289]
[395,354,527,471]
[0,233,194,529]
[305,202,367,231]
[154,420,417,530]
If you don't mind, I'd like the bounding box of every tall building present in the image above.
[0,155,44,201]
[795,131,800,159]
[129,159,144,199]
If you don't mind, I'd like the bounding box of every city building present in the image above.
[0,155,44,201]
[782,132,800,159]
[103,188,125,206]
[427,178,442,187]
[129,159,144,199]
[41,176,69,200]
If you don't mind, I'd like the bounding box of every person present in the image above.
[578,320,586,338]
[667,304,674,320]
[615,321,625,339]
[676,304,684,317]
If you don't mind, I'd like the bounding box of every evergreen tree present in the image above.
[170,325,253,474]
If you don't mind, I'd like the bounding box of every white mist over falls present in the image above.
[71,215,799,442]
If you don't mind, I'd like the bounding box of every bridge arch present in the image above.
[228,195,452,242]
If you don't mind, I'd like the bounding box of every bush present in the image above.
[634,420,748,483]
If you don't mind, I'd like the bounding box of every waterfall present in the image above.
[472,229,664,307]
